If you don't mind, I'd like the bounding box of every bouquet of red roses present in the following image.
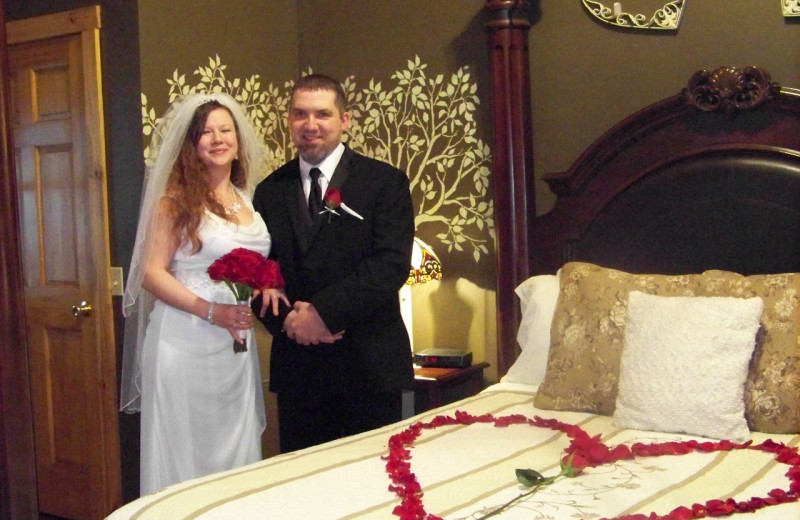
[207,248,284,352]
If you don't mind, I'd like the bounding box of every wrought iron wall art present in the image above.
[581,0,686,30]
[783,0,800,17]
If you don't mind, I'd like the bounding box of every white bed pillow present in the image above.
[502,273,560,386]
[613,291,763,442]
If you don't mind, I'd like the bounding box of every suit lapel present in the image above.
[327,147,354,193]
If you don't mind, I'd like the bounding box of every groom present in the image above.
[252,74,415,453]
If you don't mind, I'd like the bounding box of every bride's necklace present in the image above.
[221,182,242,215]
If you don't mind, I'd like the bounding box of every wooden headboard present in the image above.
[484,2,800,377]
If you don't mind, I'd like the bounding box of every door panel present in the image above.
[9,7,120,518]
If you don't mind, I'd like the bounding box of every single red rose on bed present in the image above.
[561,453,587,476]
[568,434,616,466]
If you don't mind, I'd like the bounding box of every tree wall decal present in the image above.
[142,54,494,263]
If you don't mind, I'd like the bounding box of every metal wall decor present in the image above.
[783,0,800,17]
[581,0,686,30]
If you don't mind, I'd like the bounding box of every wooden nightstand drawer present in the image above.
[412,362,490,412]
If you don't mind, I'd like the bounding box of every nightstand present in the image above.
[412,361,490,412]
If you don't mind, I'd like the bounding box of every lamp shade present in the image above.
[400,237,441,356]
[406,237,442,285]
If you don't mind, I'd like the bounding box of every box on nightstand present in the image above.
[413,348,472,368]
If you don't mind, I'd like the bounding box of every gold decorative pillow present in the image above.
[701,270,800,434]
[534,262,706,415]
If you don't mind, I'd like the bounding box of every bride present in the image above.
[120,92,286,495]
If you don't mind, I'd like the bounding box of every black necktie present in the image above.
[308,168,323,218]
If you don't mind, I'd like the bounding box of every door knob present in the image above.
[72,301,92,317]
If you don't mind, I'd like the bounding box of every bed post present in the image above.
[485,0,535,376]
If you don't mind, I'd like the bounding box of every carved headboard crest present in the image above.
[680,66,781,113]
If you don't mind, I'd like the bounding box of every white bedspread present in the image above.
[107,382,800,520]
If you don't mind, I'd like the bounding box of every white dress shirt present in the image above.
[300,143,345,200]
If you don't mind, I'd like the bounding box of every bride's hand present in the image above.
[252,288,290,317]
[212,301,252,344]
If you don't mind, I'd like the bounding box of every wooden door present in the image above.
[7,7,120,519]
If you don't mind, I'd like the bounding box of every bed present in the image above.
[105,380,799,520]
[107,12,800,520]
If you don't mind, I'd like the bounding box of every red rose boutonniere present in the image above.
[207,248,284,353]
[321,188,363,222]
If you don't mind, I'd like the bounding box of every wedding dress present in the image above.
[139,203,268,495]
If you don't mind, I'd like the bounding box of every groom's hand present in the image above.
[284,301,344,345]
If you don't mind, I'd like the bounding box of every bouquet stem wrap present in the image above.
[234,299,249,353]
[208,248,285,354]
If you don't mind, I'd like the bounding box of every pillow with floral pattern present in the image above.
[701,270,800,434]
[534,262,706,415]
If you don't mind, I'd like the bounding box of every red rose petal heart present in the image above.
[383,411,800,520]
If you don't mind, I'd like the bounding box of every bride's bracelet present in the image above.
[206,301,216,324]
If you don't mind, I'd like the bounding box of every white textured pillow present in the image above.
[503,273,560,386]
[613,291,763,442]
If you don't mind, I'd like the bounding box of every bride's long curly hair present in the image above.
[164,100,248,254]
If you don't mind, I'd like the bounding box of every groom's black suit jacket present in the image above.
[253,147,415,397]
